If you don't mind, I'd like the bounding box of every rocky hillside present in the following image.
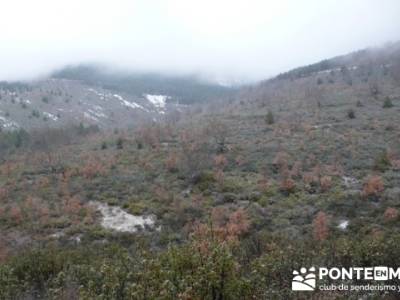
[0,66,235,131]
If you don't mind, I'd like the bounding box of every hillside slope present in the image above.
[0,43,399,299]
[0,66,235,131]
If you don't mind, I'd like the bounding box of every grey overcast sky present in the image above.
[1,0,399,82]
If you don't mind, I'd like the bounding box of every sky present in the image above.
[1,0,399,82]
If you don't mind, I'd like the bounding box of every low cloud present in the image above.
[1,0,399,82]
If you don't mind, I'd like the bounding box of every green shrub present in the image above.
[347,109,355,119]
[265,110,274,125]
[374,151,391,172]
[193,171,216,191]
[31,110,40,118]
[383,97,394,108]
[2,234,400,298]
[116,137,124,149]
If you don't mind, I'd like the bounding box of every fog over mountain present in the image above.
[1,0,400,82]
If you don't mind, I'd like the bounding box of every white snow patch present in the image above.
[0,116,19,129]
[91,201,155,233]
[317,67,341,75]
[93,105,104,111]
[122,100,146,110]
[88,88,108,100]
[113,94,147,111]
[113,94,124,101]
[337,220,349,230]
[49,231,65,239]
[312,123,333,129]
[83,112,99,122]
[70,234,82,244]
[88,109,107,119]
[145,94,169,109]
[43,112,58,121]
[342,176,358,188]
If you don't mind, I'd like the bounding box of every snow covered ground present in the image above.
[114,94,147,111]
[145,94,169,113]
[0,115,19,129]
[91,201,156,233]
[43,112,59,121]
[337,220,349,230]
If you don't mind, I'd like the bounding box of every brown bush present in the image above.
[290,161,303,178]
[362,175,384,198]
[273,152,289,172]
[194,208,250,246]
[0,187,8,201]
[390,159,400,170]
[211,208,250,243]
[257,177,270,193]
[214,154,228,170]
[154,185,170,202]
[235,155,245,166]
[205,119,229,153]
[211,206,230,227]
[384,207,399,222]
[302,172,319,185]
[226,208,250,239]
[38,176,51,189]
[83,204,96,225]
[214,169,225,186]
[80,159,107,179]
[165,152,179,172]
[178,129,211,177]
[23,196,50,224]
[61,167,77,182]
[279,178,296,194]
[320,176,332,192]
[313,211,329,241]
[191,194,204,208]
[0,162,17,177]
[9,205,22,225]
[0,239,9,263]
[63,196,83,216]
[323,163,344,176]
[135,124,169,149]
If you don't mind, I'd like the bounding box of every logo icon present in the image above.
[292,267,316,291]
[374,267,388,281]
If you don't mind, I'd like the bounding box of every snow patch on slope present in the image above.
[91,201,155,233]
[88,88,149,112]
[88,88,107,100]
[88,109,107,119]
[337,220,349,230]
[342,176,359,188]
[84,112,99,122]
[113,94,148,111]
[145,94,169,110]
[0,114,19,129]
[43,112,58,121]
